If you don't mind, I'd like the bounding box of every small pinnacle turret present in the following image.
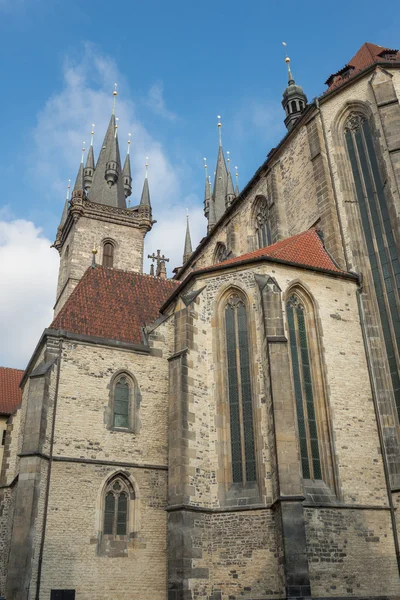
[226,152,235,208]
[212,116,228,222]
[72,145,85,195]
[203,158,211,219]
[235,166,239,197]
[123,135,132,199]
[183,213,193,264]
[281,49,307,131]
[140,159,151,207]
[84,125,95,191]
[59,178,71,229]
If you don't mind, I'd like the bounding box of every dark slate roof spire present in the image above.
[281,46,307,131]
[87,85,126,208]
[212,116,228,222]
[123,133,132,201]
[73,143,86,192]
[84,124,95,191]
[183,211,193,264]
[140,157,151,207]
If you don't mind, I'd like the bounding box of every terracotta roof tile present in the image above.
[0,367,24,416]
[325,42,400,92]
[50,267,179,344]
[219,229,344,274]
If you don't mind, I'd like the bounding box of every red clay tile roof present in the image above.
[219,229,344,274]
[50,267,179,344]
[325,42,400,92]
[0,367,23,416]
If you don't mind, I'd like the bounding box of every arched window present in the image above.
[103,241,114,268]
[214,242,228,264]
[108,373,139,432]
[344,113,400,417]
[103,477,130,535]
[225,294,256,483]
[254,197,271,249]
[291,100,297,113]
[287,293,322,480]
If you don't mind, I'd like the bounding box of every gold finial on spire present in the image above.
[282,42,293,82]
[145,157,149,179]
[227,150,231,172]
[127,133,131,154]
[91,238,98,268]
[186,207,189,220]
[217,115,222,146]
[81,142,86,163]
[235,165,238,181]
[90,124,95,146]
[112,83,118,114]
[114,117,119,138]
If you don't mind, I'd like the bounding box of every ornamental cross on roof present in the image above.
[148,249,170,278]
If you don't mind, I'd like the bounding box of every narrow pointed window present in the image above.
[113,376,130,428]
[225,294,256,483]
[103,241,114,268]
[287,294,322,480]
[345,113,400,417]
[102,477,132,536]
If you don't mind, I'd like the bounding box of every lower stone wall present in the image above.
[0,485,16,595]
[305,507,400,597]
[170,508,284,600]
[39,461,167,600]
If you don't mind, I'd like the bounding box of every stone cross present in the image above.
[148,249,170,279]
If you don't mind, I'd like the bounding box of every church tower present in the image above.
[52,89,153,316]
[281,54,307,130]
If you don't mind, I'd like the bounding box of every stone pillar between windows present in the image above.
[306,116,346,269]
[256,274,312,599]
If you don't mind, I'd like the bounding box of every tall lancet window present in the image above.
[225,294,256,483]
[103,476,132,536]
[345,113,400,417]
[287,294,322,480]
[255,197,271,249]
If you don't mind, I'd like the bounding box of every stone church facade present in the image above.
[1,42,400,600]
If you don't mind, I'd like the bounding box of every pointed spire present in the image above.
[235,166,239,196]
[183,210,193,264]
[84,124,95,191]
[87,98,126,208]
[140,157,151,207]
[59,178,71,228]
[203,158,212,219]
[213,115,228,222]
[73,143,86,193]
[123,133,132,199]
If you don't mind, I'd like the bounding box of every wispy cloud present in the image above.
[146,81,177,121]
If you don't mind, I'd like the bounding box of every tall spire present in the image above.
[183,211,193,264]
[123,133,132,200]
[84,124,95,191]
[140,157,151,207]
[203,158,212,219]
[87,86,126,208]
[213,115,228,222]
[281,43,307,131]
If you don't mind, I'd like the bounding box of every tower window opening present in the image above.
[103,242,114,268]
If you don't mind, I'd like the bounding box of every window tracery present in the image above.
[103,477,130,535]
[255,197,271,249]
[224,294,256,483]
[214,242,228,263]
[344,112,400,417]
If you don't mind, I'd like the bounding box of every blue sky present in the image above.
[1,0,399,367]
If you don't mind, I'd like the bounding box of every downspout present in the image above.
[315,97,350,272]
[356,280,400,574]
[35,338,63,600]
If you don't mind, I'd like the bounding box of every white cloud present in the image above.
[146,81,177,121]
[0,219,59,369]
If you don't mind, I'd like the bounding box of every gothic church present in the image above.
[1,42,400,600]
